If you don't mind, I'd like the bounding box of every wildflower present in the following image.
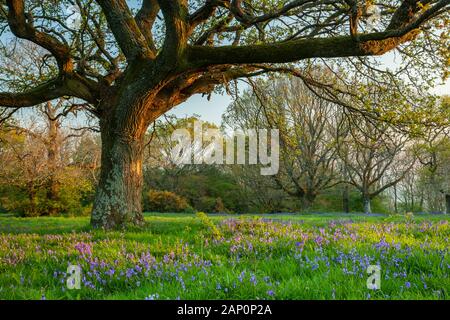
[314,236,324,246]
[250,275,257,286]
[74,242,92,256]
[145,294,159,300]
[126,268,134,278]
[405,282,411,289]
[238,271,245,283]
[267,290,275,297]
[106,268,115,277]
[374,239,390,250]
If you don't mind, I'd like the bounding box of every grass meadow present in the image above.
[0,212,448,300]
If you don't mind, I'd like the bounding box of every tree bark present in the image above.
[393,184,398,213]
[343,184,350,213]
[300,192,316,211]
[91,115,146,229]
[45,103,61,216]
[26,182,37,216]
[445,194,450,215]
[363,194,372,214]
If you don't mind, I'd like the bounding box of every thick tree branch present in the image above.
[158,0,189,60]
[135,0,160,55]
[96,0,152,60]
[186,0,448,67]
[5,0,73,72]
[0,76,98,108]
[189,0,228,31]
[0,79,68,108]
[186,30,419,66]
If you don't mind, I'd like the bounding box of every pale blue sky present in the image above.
[169,91,234,125]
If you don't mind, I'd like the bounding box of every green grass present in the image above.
[0,212,448,300]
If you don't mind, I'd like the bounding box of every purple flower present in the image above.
[106,268,115,277]
[126,268,134,278]
[238,271,245,283]
[267,290,275,297]
[74,242,92,256]
[405,282,411,289]
[374,239,390,250]
[314,236,324,246]
[250,275,257,286]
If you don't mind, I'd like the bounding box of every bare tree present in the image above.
[337,116,416,214]
[0,122,49,215]
[0,98,91,215]
[415,123,450,213]
[224,76,345,209]
[0,1,448,227]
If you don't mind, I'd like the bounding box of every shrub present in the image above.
[196,212,222,239]
[144,190,189,213]
[213,197,226,213]
[194,196,216,213]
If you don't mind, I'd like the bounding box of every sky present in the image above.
[168,91,234,125]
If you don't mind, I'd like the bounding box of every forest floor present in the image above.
[0,212,448,300]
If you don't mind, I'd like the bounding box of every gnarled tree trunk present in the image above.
[91,123,145,228]
[91,92,151,229]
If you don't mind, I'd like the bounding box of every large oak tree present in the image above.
[0,0,449,228]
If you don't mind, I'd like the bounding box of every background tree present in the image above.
[0,0,449,228]
[143,116,250,213]
[224,75,345,209]
[337,115,416,214]
[416,126,450,213]
[0,104,94,216]
[0,122,47,215]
